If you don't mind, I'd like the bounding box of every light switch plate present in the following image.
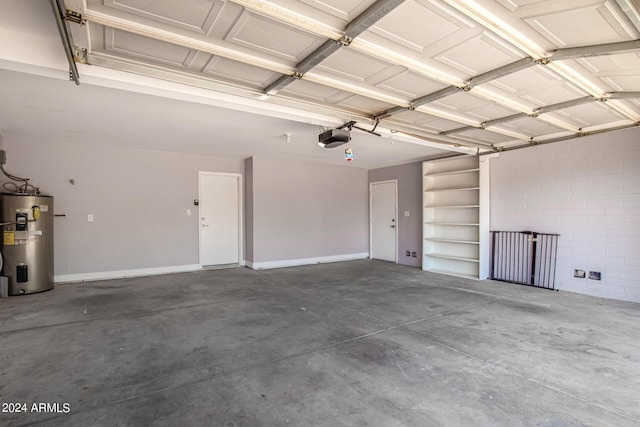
[404,211,410,217]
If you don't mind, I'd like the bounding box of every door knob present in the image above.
[202,224,209,228]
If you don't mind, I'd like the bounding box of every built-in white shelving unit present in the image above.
[423,156,489,280]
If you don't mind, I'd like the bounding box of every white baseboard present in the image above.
[55,264,203,284]
[248,252,369,270]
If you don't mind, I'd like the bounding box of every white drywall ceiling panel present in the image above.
[316,49,396,82]
[300,0,376,21]
[454,128,520,144]
[101,0,223,34]
[104,28,196,68]
[555,102,628,127]
[376,69,449,99]
[523,2,636,47]
[279,79,350,103]
[202,56,280,88]
[487,67,588,107]
[499,116,570,136]
[225,10,326,63]
[369,0,467,54]
[433,92,519,121]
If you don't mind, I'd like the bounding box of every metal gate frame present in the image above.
[490,231,559,290]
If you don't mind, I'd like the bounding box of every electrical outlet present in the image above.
[186,209,192,216]
[411,252,417,257]
[87,214,94,222]
[588,271,601,281]
[573,269,585,278]
[405,250,410,256]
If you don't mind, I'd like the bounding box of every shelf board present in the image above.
[425,238,480,244]
[424,205,480,209]
[424,168,479,177]
[424,222,480,226]
[423,268,479,280]
[424,187,479,193]
[425,253,480,263]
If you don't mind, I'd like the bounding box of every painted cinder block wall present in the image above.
[490,127,640,303]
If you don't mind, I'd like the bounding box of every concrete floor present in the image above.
[1,260,639,426]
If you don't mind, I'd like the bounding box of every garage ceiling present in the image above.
[54,0,640,153]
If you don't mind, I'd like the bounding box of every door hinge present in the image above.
[65,9,84,25]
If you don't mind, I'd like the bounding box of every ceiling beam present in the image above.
[371,56,538,121]
[551,39,640,61]
[534,96,596,114]
[82,8,295,75]
[263,0,405,95]
[608,91,640,100]
[467,57,536,88]
[497,122,640,152]
[614,0,640,34]
[440,96,596,136]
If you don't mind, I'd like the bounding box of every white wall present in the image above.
[248,156,369,267]
[368,162,423,268]
[490,127,640,302]
[4,137,244,280]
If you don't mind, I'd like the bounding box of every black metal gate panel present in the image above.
[490,231,559,290]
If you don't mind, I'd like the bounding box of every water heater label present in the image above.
[40,204,49,212]
[3,231,15,245]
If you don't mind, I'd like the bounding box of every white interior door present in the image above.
[370,181,397,262]
[199,172,242,266]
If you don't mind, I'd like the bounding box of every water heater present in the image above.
[0,193,54,295]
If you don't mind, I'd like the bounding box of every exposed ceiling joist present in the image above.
[467,57,537,88]
[551,39,640,61]
[82,8,295,75]
[609,91,640,100]
[500,121,640,152]
[614,0,640,33]
[264,0,405,96]
[440,96,596,136]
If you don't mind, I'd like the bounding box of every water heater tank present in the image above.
[0,193,54,295]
